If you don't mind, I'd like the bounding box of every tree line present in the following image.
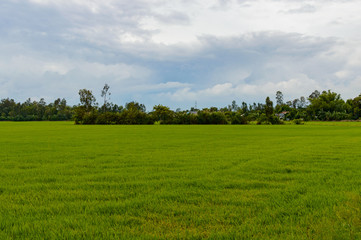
[0,97,72,121]
[1,84,361,124]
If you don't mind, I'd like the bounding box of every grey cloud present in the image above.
[283,4,317,14]
[153,11,191,25]
[1,0,361,109]
[1,0,157,51]
[211,0,252,10]
[144,33,359,108]
[1,26,357,108]
[211,0,232,10]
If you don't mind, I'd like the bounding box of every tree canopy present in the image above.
[1,87,361,124]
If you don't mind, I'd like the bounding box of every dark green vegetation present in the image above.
[73,89,361,124]
[2,88,361,124]
[1,122,361,239]
[0,98,72,121]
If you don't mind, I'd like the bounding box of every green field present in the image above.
[1,122,361,239]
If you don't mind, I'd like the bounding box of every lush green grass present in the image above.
[1,122,361,239]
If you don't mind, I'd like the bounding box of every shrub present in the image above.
[257,114,283,125]
[231,113,248,125]
[294,119,304,125]
[82,112,98,124]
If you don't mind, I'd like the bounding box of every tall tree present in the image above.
[276,91,284,106]
[101,83,111,112]
[241,102,248,113]
[299,96,306,108]
[231,100,239,112]
[265,96,274,117]
[292,98,300,109]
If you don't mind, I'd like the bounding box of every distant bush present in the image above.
[294,119,304,125]
[257,114,283,125]
[82,112,98,124]
[231,113,248,125]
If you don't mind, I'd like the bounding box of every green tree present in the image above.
[265,96,274,118]
[74,89,97,124]
[79,89,96,112]
[125,101,146,112]
[307,90,347,120]
[350,94,361,119]
[231,100,239,112]
[309,90,320,100]
[152,105,174,123]
[241,102,248,114]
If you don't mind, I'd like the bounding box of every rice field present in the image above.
[1,122,361,239]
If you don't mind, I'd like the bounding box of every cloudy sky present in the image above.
[1,0,361,109]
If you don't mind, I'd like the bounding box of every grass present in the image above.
[1,121,361,239]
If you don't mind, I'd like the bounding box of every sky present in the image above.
[1,0,361,110]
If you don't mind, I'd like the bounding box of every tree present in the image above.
[101,84,111,112]
[231,100,239,112]
[265,96,274,118]
[351,94,361,119]
[241,102,248,113]
[309,90,320,100]
[276,91,284,106]
[307,90,347,120]
[231,112,248,124]
[152,105,174,123]
[210,107,218,112]
[292,98,300,109]
[299,96,306,108]
[257,97,283,125]
[125,101,146,112]
[79,89,96,112]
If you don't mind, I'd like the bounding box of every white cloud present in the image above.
[1,0,361,109]
[335,70,350,79]
[16,0,361,46]
[159,75,321,107]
